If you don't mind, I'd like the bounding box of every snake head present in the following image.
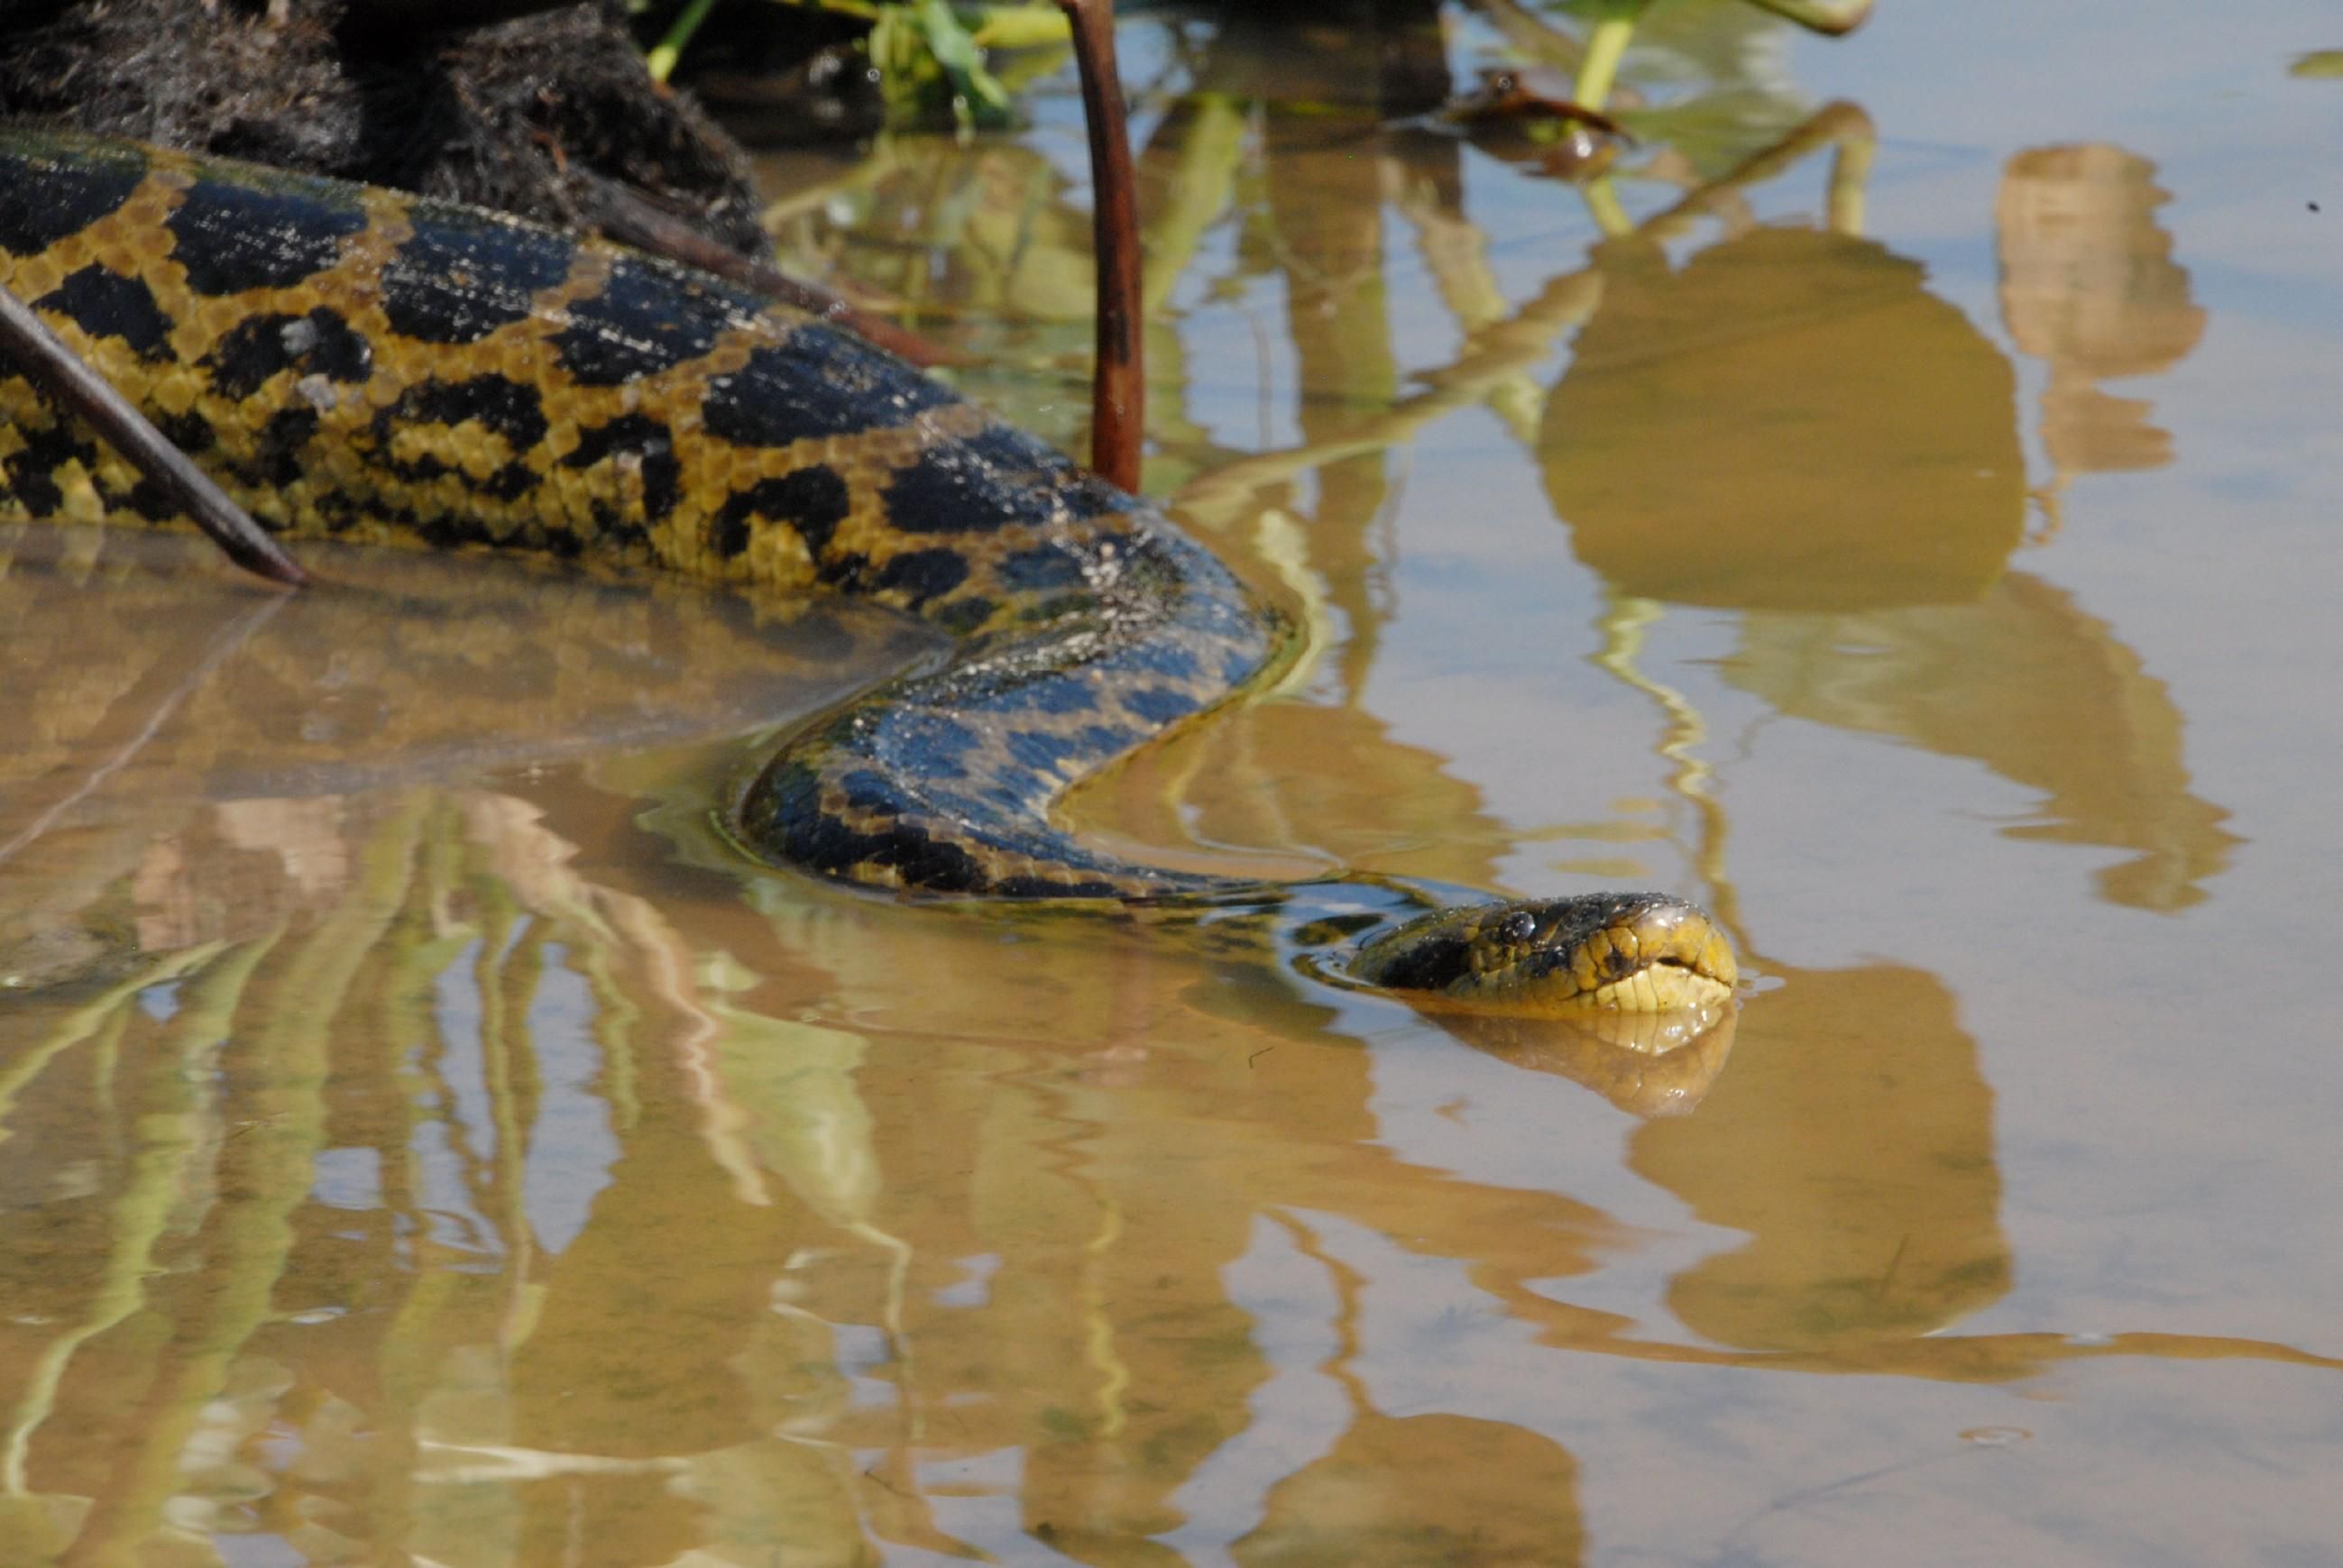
[1347,891,1737,1016]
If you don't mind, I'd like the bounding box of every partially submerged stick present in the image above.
[0,282,307,587]
[587,175,956,370]
[1058,0,1144,491]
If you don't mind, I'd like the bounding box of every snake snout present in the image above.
[1349,890,1738,1016]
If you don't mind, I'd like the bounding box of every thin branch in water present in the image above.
[1058,0,1145,491]
[0,284,307,587]
[0,589,289,872]
[586,174,957,370]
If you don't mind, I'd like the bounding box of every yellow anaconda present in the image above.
[0,132,1735,1017]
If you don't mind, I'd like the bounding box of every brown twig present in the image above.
[1057,0,1144,491]
[0,283,307,587]
[1444,69,1629,140]
[586,175,958,370]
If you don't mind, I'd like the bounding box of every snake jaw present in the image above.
[1347,892,1737,1017]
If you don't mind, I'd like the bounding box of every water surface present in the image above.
[4,3,2341,1563]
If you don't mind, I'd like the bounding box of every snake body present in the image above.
[0,132,1734,1015]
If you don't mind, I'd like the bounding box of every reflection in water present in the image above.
[0,11,2330,1565]
[1433,1002,1738,1118]
[1526,161,2230,912]
[0,529,932,988]
[1998,144,2206,514]
[0,522,1731,1558]
[1726,573,2238,910]
[6,802,2321,1561]
[1632,964,2008,1352]
[1235,1414,1583,1567]
[1542,226,2026,610]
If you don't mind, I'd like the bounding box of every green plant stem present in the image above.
[1574,10,1640,113]
[645,0,721,83]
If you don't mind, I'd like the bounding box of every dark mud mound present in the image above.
[0,0,763,249]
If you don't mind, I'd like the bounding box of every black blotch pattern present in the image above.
[742,761,988,894]
[1005,729,1080,776]
[700,333,957,449]
[878,426,1094,536]
[551,260,728,385]
[997,543,1087,591]
[314,491,362,532]
[167,176,367,295]
[379,206,573,344]
[816,550,870,591]
[374,375,548,454]
[1070,723,1132,758]
[706,465,850,560]
[711,505,750,561]
[932,596,996,637]
[415,510,500,550]
[365,377,549,504]
[999,678,1093,716]
[1355,929,1474,993]
[125,477,181,521]
[584,500,648,552]
[3,422,98,515]
[480,462,538,502]
[36,265,173,361]
[1120,685,1196,725]
[871,547,969,609]
[1122,636,1200,683]
[0,146,143,256]
[1053,471,1128,523]
[200,307,372,401]
[152,408,216,455]
[253,405,319,488]
[563,413,683,526]
[881,711,979,778]
[1015,591,1093,626]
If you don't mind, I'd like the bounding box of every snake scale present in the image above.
[0,131,1734,1017]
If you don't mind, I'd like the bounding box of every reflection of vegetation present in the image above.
[853,0,1070,130]
[1634,962,2008,1352]
[0,666,2311,1561]
[1997,144,2205,533]
[648,0,1071,129]
[1725,574,2238,912]
[5,9,2328,1560]
[1236,1411,1585,1566]
[1486,0,1863,179]
[1544,226,2023,610]
[0,789,914,1557]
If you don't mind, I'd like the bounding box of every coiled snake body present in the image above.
[0,133,1733,1016]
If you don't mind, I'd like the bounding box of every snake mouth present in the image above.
[1347,891,1738,1017]
[1506,894,1738,1014]
[1569,958,1736,1013]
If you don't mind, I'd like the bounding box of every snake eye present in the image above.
[1495,911,1538,946]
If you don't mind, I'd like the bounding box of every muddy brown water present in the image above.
[3,4,2340,1563]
